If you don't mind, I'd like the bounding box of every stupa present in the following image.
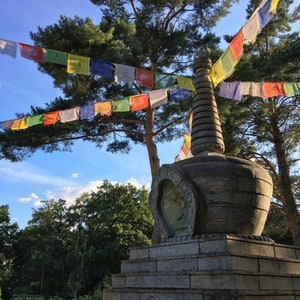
[103,48,300,300]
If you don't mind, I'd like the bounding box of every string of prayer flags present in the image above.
[177,111,193,161]
[90,58,114,79]
[130,94,149,111]
[44,49,67,65]
[149,89,169,108]
[94,101,112,116]
[218,81,300,100]
[210,0,280,87]
[67,54,90,76]
[0,39,17,58]
[19,43,44,63]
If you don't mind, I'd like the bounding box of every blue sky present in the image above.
[0,0,252,228]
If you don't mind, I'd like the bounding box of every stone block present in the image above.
[199,238,227,254]
[274,244,296,259]
[292,276,300,290]
[112,275,126,288]
[156,274,190,288]
[259,258,300,274]
[103,290,121,300]
[227,239,275,257]
[121,259,157,273]
[190,272,236,290]
[259,275,293,290]
[231,256,258,272]
[126,274,156,288]
[157,257,198,272]
[150,240,199,258]
[198,255,232,271]
[130,246,149,260]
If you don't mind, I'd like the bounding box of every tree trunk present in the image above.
[145,106,163,244]
[270,105,300,246]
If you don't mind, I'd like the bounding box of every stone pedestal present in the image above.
[103,235,300,299]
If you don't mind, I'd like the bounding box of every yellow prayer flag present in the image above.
[176,76,195,91]
[67,53,90,76]
[270,0,279,12]
[19,117,29,130]
[209,59,225,87]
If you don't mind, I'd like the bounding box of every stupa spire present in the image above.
[191,47,225,155]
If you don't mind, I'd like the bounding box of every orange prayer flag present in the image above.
[229,29,244,61]
[94,101,112,116]
[11,119,22,130]
[262,82,287,98]
[43,111,60,125]
[130,94,149,111]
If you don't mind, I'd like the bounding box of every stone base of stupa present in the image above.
[103,234,300,299]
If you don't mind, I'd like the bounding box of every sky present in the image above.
[0,0,252,228]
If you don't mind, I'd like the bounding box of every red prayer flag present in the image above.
[229,29,244,61]
[19,43,44,63]
[43,111,60,125]
[262,82,287,98]
[136,68,154,89]
[130,94,149,111]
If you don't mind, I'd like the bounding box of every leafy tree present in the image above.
[219,0,300,245]
[0,205,19,300]
[13,181,152,299]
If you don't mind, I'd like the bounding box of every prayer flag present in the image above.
[136,68,154,89]
[0,39,17,58]
[229,29,244,61]
[44,49,67,65]
[284,82,300,96]
[270,0,279,12]
[67,54,90,75]
[19,43,44,62]
[241,82,263,97]
[43,111,60,125]
[112,98,130,112]
[59,107,79,123]
[80,103,95,120]
[114,64,135,83]
[0,120,14,130]
[11,119,22,130]
[218,81,242,101]
[220,48,236,78]
[28,114,44,127]
[169,88,191,103]
[210,59,225,87]
[155,73,175,89]
[262,82,286,98]
[149,89,168,108]
[130,94,149,111]
[258,0,273,29]
[94,101,112,116]
[90,58,113,79]
[242,12,261,45]
[176,76,196,91]
[19,117,29,130]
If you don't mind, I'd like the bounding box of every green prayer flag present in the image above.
[112,98,130,112]
[155,73,175,89]
[220,48,236,78]
[284,82,300,96]
[44,49,67,65]
[28,114,44,127]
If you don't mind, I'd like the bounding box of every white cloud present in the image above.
[18,192,43,207]
[0,160,75,187]
[71,173,80,178]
